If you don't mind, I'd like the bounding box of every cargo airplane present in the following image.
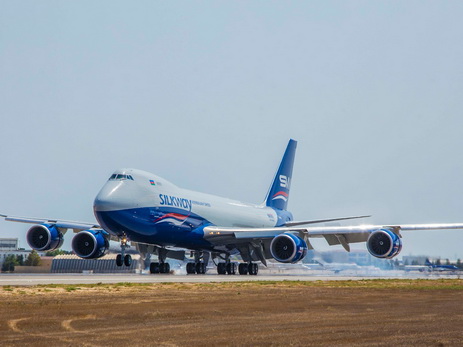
[2,139,463,275]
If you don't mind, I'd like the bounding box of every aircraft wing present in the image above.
[0,213,100,231]
[204,223,463,252]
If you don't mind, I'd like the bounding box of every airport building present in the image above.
[0,238,46,268]
[315,249,393,268]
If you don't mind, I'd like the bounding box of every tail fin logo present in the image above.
[279,175,290,188]
[272,191,289,202]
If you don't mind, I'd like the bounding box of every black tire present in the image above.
[217,263,226,275]
[249,263,259,275]
[196,262,207,274]
[226,262,236,275]
[160,262,170,274]
[186,262,196,274]
[124,254,132,267]
[238,263,249,275]
[150,262,160,274]
[116,254,123,267]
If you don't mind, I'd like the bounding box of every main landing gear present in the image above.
[149,262,171,274]
[216,256,259,276]
[115,236,132,267]
[149,248,171,274]
[186,251,208,274]
[238,263,258,275]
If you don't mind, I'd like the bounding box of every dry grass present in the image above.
[0,279,462,346]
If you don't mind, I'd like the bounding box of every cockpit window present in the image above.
[109,174,134,181]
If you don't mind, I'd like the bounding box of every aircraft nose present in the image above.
[93,182,134,211]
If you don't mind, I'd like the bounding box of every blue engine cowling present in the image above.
[270,233,308,263]
[71,230,109,259]
[366,229,402,259]
[26,224,64,251]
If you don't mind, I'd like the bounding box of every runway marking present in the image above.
[7,317,29,333]
[62,314,97,332]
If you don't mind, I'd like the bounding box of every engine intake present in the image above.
[270,233,308,263]
[72,230,109,259]
[26,224,63,251]
[367,229,402,259]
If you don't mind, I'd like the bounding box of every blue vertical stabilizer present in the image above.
[264,139,297,210]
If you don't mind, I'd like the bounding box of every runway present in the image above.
[0,271,460,286]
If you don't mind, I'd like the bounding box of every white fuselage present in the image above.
[93,169,280,244]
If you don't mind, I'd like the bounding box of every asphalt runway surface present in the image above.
[0,272,460,286]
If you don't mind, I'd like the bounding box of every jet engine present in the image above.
[270,233,308,263]
[366,229,402,259]
[26,224,64,251]
[71,230,109,259]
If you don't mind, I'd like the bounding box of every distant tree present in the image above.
[436,258,441,266]
[24,250,42,266]
[457,259,462,269]
[16,254,24,266]
[404,259,409,266]
[411,260,419,265]
[45,249,72,256]
[2,255,19,272]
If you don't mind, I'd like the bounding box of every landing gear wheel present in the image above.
[217,263,227,275]
[226,262,236,275]
[186,262,196,274]
[124,254,132,267]
[249,263,258,275]
[116,254,123,267]
[160,262,171,274]
[195,262,207,274]
[238,263,249,275]
[150,262,160,274]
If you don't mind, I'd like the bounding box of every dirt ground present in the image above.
[0,279,462,347]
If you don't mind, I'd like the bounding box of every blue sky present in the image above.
[1,1,463,258]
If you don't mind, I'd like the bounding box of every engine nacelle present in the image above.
[270,233,308,263]
[367,229,402,259]
[26,224,64,251]
[71,230,109,259]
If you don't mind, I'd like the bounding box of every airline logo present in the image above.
[272,191,288,202]
[279,175,290,189]
[153,213,188,226]
[159,194,192,210]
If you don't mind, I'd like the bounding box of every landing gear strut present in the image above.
[115,236,132,267]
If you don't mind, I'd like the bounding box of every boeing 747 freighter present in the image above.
[2,140,463,275]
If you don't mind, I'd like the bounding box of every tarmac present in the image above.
[0,271,460,286]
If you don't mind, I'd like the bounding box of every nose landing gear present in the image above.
[115,236,132,267]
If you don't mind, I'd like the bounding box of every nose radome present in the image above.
[93,182,134,212]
